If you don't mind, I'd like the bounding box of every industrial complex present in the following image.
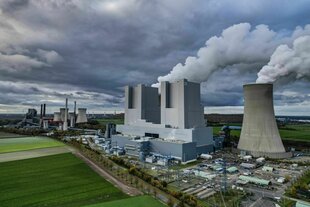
[2,79,309,207]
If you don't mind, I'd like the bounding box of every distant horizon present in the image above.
[1,106,310,117]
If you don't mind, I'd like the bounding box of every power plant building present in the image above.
[237,83,291,159]
[112,79,213,163]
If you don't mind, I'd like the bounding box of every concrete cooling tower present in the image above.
[237,83,291,159]
[53,112,61,122]
[76,108,87,123]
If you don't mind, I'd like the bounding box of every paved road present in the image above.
[282,195,310,205]
[73,151,142,196]
[0,146,70,162]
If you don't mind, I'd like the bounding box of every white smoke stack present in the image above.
[256,35,310,83]
[63,98,68,131]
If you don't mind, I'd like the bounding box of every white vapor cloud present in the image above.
[256,35,310,83]
[156,23,310,85]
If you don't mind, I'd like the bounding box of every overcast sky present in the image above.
[0,0,309,115]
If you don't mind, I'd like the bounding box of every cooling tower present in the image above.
[76,108,87,123]
[237,83,291,159]
[53,112,61,122]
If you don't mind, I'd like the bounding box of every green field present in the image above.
[85,195,166,207]
[279,124,310,142]
[213,124,310,142]
[0,131,26,139]
[0,153,128,207]
[0,136,64,153]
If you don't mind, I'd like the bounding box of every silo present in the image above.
[76,108,87,123]
[237,83,291,159]
[53,112,61,122]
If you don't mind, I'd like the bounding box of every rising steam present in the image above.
[155,23,310,85]
[256,35,310,83]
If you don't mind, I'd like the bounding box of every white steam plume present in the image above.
[155,23,310,85]
[256,35,310,83]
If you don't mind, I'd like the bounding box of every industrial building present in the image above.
[111,79,213,163]
[52,99,87,130]
[237,83,292,159]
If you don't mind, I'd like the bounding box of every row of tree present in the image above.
[0,127,46,136]
[68,140,201,207]
[286,169,310,201]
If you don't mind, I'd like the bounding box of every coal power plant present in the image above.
[111,79,213,163]
[238,83,292,158]
[53,99,88,130]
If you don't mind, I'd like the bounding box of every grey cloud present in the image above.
[0,0,310,114]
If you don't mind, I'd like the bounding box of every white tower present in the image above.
[63,98,68,131]
[53,112,61,122]
[76,108,87,123]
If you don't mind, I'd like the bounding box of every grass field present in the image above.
[0,131,27,139]
[84,195,166,207]
[279,124,310,142]
[0,153,128,207]
[213,124,310,142]
[0,136,64,153]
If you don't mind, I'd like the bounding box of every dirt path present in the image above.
[0,146,70,162]
[73,151,142,196]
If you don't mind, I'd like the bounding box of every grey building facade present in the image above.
[112,79,213,162]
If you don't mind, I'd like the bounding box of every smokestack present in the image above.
[39,104,43,127]
[237,83,291,159]
[74,101,76,118]
[63,98,68,131]
[43,104,46,117]
[40,104,43,118]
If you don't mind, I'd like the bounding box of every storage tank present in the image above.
[76,108,87,123]
[53,112,61,122]
[237,83,291,159]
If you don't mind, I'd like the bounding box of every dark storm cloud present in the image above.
[0,0,310,113]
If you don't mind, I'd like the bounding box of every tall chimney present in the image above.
[74,101,77,118]
[43,104,46,117]
[63,98,68,131]
[40,104,43,118]
[39,104,43,127]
